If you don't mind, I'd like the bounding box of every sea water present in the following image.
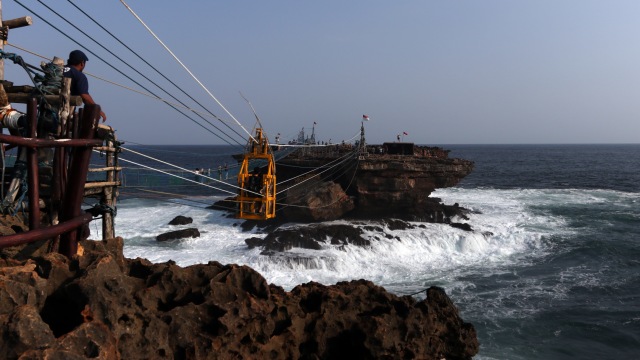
[91,144,640,359]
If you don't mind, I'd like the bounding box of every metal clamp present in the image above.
[0,26,8,44]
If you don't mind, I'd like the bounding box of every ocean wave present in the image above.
[101,188,574,292]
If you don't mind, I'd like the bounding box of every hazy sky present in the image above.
[3,1,639,145]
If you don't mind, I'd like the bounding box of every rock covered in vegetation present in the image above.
[0,237,479,359]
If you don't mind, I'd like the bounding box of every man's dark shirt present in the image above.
[63,65,89,96]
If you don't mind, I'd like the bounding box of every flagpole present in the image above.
[359,116,367,157]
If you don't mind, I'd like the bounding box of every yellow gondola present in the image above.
[236,128,276,220]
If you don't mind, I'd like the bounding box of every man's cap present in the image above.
[68,50,89,63]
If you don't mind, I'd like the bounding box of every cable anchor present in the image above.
[0,26,8,44]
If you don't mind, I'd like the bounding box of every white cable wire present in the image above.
[276,155,360,209]
[275,148,359,195]
[119,0,256,143]
[120,146,247,189]
[115,155,237,196]
[276,147,358,186]
[6,43,234,127]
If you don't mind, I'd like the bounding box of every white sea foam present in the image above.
[92,187,635,294]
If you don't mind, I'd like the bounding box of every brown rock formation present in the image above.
[276,145,474,222]
[353,156,474,220]
[283,181,355,222]
[0,237,479,359]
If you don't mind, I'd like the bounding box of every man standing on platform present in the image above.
[63,50,107,122]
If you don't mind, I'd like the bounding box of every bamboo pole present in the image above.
[88,166,122,172]
[102,135,116,239]
[93,146,119,152]
[84,181,120,189]
[2,16,32,29]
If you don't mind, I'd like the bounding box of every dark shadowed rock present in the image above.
[168,215,193,226]
[283,181,355,222]
[255,224,370,254]
[156,228,200,242]
[246,220,418,255]
[450,222,473,231]
[0,237,479,359]
[245,237,263,249]
[382,218,415,231]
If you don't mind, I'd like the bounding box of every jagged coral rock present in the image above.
[0,237,478,359]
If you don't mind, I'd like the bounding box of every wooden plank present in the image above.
[5,85,35,93]
[8,93,82,106]
[84,181,120,189]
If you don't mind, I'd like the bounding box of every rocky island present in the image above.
[218,143,476,256]
[218,142,474,224]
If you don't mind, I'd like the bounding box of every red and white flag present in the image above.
[362,114,370,121]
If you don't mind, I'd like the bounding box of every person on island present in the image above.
[63,50,107,122]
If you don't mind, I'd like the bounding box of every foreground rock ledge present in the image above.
[0,237,478,359]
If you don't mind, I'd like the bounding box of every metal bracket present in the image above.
[0,26,8,44]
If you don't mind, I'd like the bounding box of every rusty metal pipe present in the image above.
[26,98,40,230]
[0,212,93,248]
[58,104,99,258]
[0,134,102,148]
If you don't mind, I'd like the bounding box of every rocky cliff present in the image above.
[0,237,479,359]
[352,155,474,220]
[276,145,474,222]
